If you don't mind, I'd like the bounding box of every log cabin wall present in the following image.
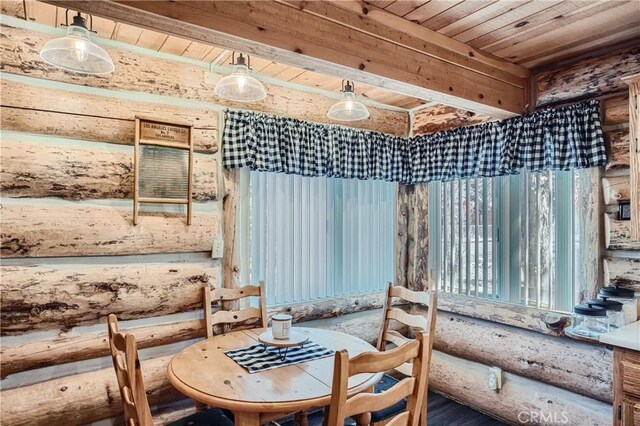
[0,16,409,425]
[535,45,640,294]
[393,46,640,425]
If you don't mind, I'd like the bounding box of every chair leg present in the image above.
[421,398,427,425]
[355,412,371,426]
[294,411,309,426]
[322,407,329,426]
[194,400,207,412]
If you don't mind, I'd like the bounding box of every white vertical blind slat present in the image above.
[293,176,302,303]
[249,171,394,306]
[302,177,311,301]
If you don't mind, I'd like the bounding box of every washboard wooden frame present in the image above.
[134,116,194,225]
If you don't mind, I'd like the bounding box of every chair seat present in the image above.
[370,374,407,423]
[167,408,234,426]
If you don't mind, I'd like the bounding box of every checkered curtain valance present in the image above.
[222,100,606,183]
[409,99,606,182]
[223,110,411,182]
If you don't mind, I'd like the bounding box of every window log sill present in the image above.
[436,292,573,338]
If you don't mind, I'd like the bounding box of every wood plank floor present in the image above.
[424,392,507,426]
[280,391,507,426]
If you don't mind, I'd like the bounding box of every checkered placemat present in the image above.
[225,341,333,374]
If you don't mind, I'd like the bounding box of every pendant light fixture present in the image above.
[327,80,370,122]
[214,52,267,102]
[40,11,114,75]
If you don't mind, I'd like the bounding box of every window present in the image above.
[246,171,396,306]
[428,170,579,312]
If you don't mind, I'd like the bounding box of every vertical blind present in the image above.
[249,171,396,306]
[429,170,577,312]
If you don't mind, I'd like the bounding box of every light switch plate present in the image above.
[212,240,224,258]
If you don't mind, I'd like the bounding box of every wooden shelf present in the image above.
[564,327,606,345]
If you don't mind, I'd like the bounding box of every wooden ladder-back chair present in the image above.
[327,331,430,426]
[107,314,233,426]
[203,282,268,337]
[374,283,437,424]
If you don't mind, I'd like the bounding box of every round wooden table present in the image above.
[167,327,382,426]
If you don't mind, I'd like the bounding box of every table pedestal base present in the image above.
[233,411,260,426]
[294,411,309,426]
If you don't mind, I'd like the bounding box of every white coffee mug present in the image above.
[271,314,292,339]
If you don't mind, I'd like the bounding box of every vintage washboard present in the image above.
[134,117,194,225]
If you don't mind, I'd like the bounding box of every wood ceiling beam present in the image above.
[44,0,527,117]
[295,1,530,83]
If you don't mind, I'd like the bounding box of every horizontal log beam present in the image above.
[302,308,404,346]
[153,401,198,426]
[536,45,640,107]
[45,0,525,117]
[605,128,630,170]
[1,199,220,258]
[0,354,179,426]
[412,104,493,136]
[1,292,385,376]
[603,94,629,125]
[437,292,563,336]
[269,291,385,321]
[605,213,640,251]
[0,261,219,334]
[604,257,640,292]
[0,319,204,378]
[0,79,219,153]
[429,310,612,403]
[0,24,407,135]
[430,351,612,425]
[1,135,218,201]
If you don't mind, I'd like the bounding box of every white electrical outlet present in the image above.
[488,366,502,391]
[212,240,224,258]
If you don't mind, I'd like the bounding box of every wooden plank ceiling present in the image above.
[5,0,427,110]
[365,0,640,68]
[5,0,638,112]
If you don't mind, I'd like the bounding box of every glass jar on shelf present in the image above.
[571,303,609,338]
[587,297,625,329]
[599,285,638,325]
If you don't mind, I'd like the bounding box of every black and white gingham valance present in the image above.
[409,99,606,182]
[223,100,606,184]
[223,110,411,183]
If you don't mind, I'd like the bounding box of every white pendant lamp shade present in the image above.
[40,13,114,75]
[214,53,267,102]
[327,81,370,121]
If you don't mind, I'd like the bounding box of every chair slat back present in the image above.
[203,282,267,338]
[348,339,419,376]
[328,332,429,426]
[108,314,128,389]
[344,377,414,417]
[107,314,153,426]
[376,283,437,376]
